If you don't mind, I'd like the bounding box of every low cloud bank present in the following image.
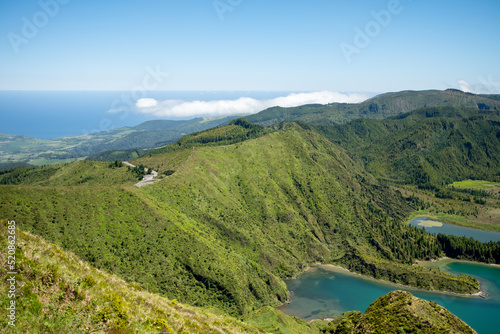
[131,91,372,118]
[458,77,500,94]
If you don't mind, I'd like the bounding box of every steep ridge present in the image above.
[0,122,479,318]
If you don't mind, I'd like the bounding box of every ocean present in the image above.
[0,91,294,139]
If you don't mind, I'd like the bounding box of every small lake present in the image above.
[408,217,500,243]
[278,261,500,334]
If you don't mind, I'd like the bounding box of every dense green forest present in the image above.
[437,234,500,264]
[312,106,500,188]
[0,122,483,319]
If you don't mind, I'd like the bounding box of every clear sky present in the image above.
[1,0,499,93]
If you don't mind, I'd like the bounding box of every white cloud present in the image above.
[136,98,158,108]
[458,80,474,93]
[132,91,372,118]
[457,77,500,94]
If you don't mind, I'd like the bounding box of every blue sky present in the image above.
[1,0,499,93]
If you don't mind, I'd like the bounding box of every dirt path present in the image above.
[123,161,160,187]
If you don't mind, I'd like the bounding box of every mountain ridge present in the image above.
[245,89,500,126]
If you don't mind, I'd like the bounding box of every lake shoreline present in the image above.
[406,213,500,233]
[320,263,486,298]
[278,259,500,333]
[282,260,487,308]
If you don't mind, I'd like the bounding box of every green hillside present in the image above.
[1,221,476,334]
[246,89,500,126]
[313,107,500,188]
[0,122,481,320]
[0,219,266,333]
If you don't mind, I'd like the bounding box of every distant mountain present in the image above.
[245,89,500,126]
[313,106,500,188]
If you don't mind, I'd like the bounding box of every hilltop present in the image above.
[323,290,476,334]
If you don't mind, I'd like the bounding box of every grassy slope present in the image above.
[2,221,472,334]
[0,219,266,334]
[0,124,479,319]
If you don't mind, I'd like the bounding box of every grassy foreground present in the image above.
[0,219,266,334]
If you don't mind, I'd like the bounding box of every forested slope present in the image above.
[0,122,480,318]
[246,89,500,126]
[313,107,500,188]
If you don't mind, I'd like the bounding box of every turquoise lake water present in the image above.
[408,217,500,243]
[278,262,500,334]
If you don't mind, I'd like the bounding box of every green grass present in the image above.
[450,180,500,190]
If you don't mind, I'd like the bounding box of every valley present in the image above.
[1,89,499,333]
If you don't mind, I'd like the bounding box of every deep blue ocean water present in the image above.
[0,91,293,139]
